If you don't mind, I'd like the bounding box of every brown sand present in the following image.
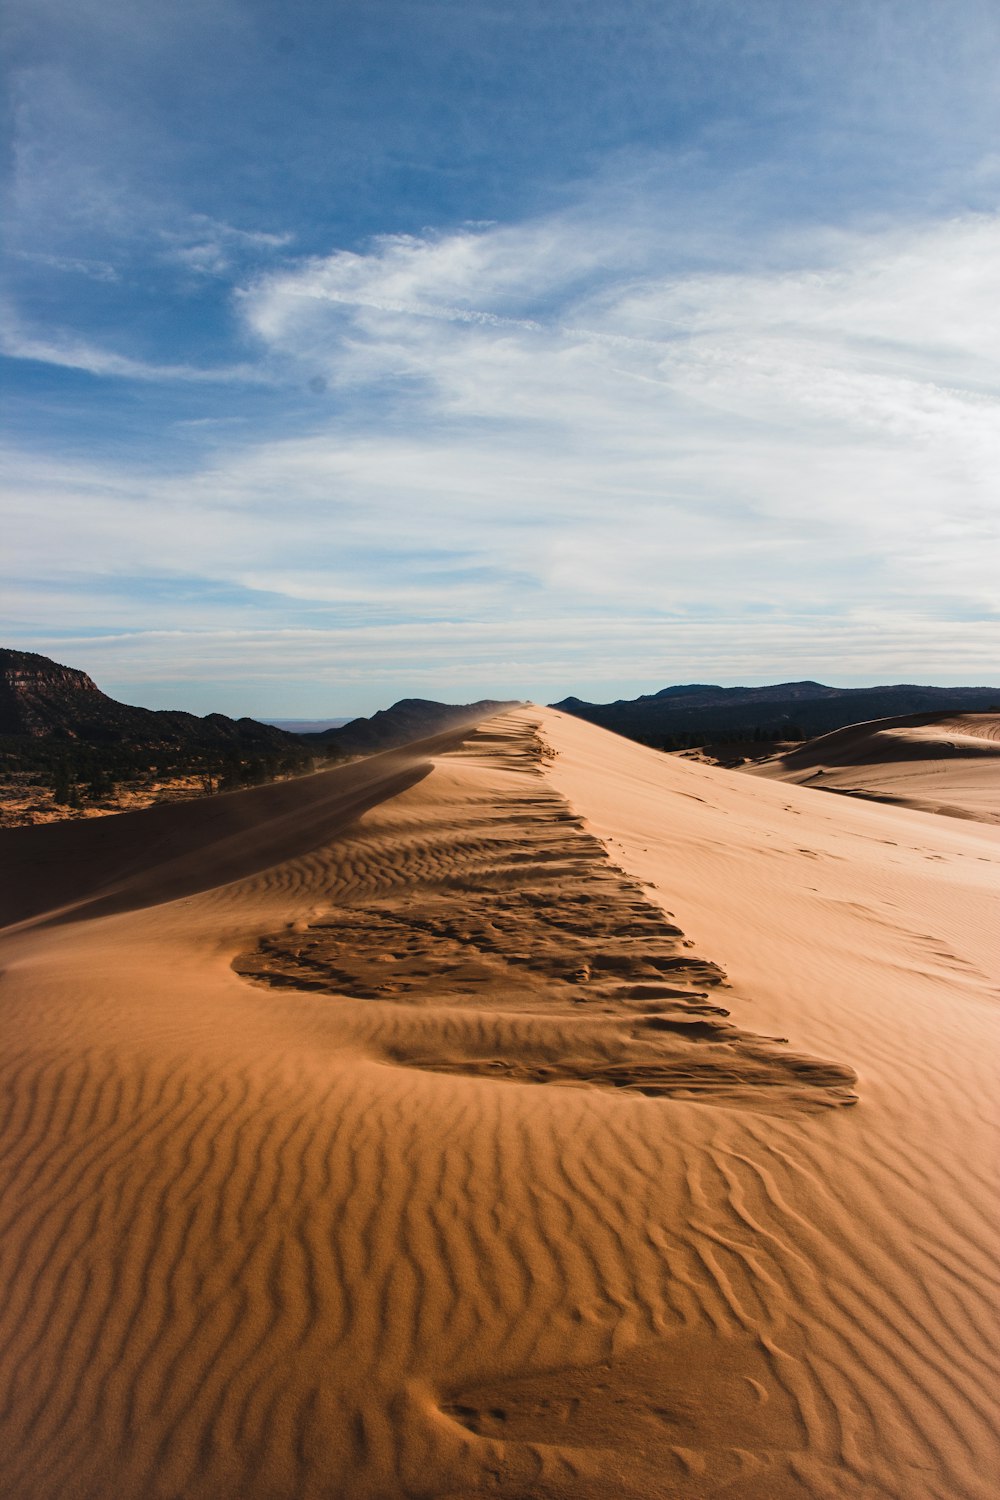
[0,707,997,1498]
[744,710,1000,823]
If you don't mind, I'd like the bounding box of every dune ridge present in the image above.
[744,710,1000,823]
[1,707,997,1498]
[234,721,856,1110]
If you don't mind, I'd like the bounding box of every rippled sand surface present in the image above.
[1,707,997,1498]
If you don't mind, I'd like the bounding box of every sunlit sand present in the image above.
[1,708,997,1498]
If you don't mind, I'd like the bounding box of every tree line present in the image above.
[626,724,809,753]
[0,734,345,809]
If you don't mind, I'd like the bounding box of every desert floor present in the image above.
[1,706,997,1499]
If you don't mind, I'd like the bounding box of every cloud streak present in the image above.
[5,200,999,709]
[1,313,275,384]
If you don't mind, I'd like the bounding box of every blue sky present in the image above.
[4,0,999,716]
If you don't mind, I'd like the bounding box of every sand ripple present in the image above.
[0,708,996,1498]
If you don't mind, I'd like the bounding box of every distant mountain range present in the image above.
[8,647,1000,778]
[551,681,1000,746]
[0,649,518,771]
[265,718,352,734]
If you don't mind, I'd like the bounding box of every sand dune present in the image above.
[744,710,1000,823]
[1,708,997,1498]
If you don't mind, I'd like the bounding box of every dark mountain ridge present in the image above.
[0,649,314,814]
[302,696,521,756]
[1,650,519,763]
[551,681,1000,747]
[0,651,520,821]
[0,649,296,752]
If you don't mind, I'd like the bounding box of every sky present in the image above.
[3,0,1000,717]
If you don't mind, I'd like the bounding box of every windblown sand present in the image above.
[1,708,997,1498]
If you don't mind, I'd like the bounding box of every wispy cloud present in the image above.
[159,216,294,278]
[1,311,274,384]
[12,249,120,282]
[235,208,1000,601]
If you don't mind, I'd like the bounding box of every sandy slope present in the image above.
[1,707,997,1499]
[743,711,1000,823]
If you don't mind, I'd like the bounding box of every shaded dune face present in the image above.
[0,720,490,931]
[1,709,996,1500]
[235,723,856,1110]
[777,712,1000,768]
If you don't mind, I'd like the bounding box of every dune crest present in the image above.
[234,720,855,1110]
[1,707,997,1498]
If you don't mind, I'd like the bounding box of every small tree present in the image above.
[85,766,115,802]
[53,762,74,805]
